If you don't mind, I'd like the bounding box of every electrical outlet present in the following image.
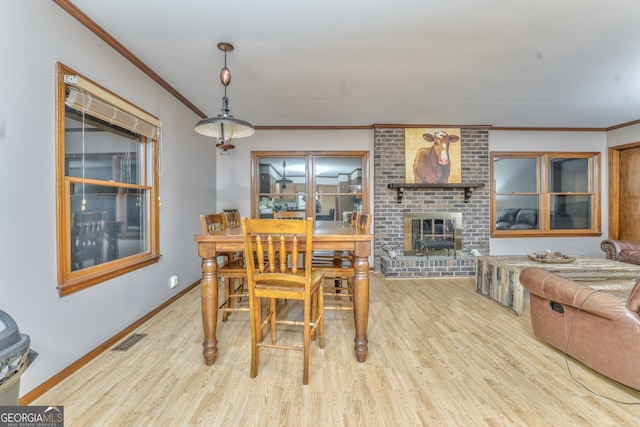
[170,275,179,288]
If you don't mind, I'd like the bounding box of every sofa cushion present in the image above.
[511,209,537,229]
[496,221,513,230]
[496,208,519,225]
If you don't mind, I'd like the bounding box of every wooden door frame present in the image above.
[608,141,640,239]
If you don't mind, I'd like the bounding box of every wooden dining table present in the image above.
[194,220,375,365]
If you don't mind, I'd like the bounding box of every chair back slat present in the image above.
[268,234,277,272]
[290,236,299,274]
[255,235,265,273]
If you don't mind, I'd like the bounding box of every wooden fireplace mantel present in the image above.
[387,183,485,203]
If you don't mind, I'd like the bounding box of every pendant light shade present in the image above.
[194,116,255,139]
[195,42,254,154]
[275,160,293,190]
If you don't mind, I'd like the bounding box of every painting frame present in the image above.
[405,127,461,184]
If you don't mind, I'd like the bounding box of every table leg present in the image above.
[352,251,369,362]
[200,253,219,365]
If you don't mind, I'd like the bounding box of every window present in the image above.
[56,63,161,296]
[252,151,368,221]
[491,151,601,237]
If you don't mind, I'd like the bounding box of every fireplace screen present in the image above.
[404,213,462,257]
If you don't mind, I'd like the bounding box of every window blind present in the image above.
[64,75,160,140]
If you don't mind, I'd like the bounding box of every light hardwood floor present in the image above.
[32,273,640,426]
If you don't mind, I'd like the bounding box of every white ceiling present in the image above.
[68,0,640,128]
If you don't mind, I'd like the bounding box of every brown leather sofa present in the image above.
[519,266,640,391]
[601,239,640,265]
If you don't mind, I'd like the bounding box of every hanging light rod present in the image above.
[195,42,255,154]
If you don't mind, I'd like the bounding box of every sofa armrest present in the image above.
[519,267,629,320]
[626,279,640,313]
[601,239,640,260]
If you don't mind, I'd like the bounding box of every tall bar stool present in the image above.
[200,212,249,322]
[315,212,371,311]
[241,217,325,384]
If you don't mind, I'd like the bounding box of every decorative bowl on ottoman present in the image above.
[527,251,575,264]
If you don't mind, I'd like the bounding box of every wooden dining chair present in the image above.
[200,212,227,234]
[200,212,249,322]
[224,210,241,227]
[223,210,244,269]
[71,211,107,271]
[350,210,360,226]
[316,212,372,311]
[356,212,372,233]
[241,217,325,384]
[272,210,306,220]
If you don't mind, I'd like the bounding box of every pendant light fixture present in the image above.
[276,160,293,190]
[195,42,255,154]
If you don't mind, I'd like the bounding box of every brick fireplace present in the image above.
[373,127,490,278]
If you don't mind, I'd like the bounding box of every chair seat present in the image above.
[254,270,324,296]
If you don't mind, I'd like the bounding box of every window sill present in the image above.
[58,254,161,297]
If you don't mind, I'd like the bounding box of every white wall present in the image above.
[488,130,608,257]
[215,129,374,215]
[0,1,216,396]
[606,122,640,147]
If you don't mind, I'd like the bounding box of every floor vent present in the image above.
[112,333,147,351]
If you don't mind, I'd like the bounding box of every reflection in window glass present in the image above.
[254,153,367,222]
[65,131,142,185]
[315,157,362,221]
[495,195,539,230]
[548,158,589,193]
[69,182,148,271]
[257,157,306,217]
[493,158,537,193]
[550,195,591,229]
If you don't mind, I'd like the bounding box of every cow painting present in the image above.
[412,130,460,183]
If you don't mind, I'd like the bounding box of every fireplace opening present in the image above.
[404,212,462,257]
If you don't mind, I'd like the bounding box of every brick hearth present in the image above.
[373,127,490,277]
